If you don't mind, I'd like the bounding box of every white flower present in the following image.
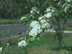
[30,21,39,28]
[40,19,50,28]
[7,43,9,46]
[30,21,42,35]
[29,24,42,37]
[42,24,46,28]
[30,10,34,14]
[65,0,71,2]
[44,12,52,18]
[57,1,61,6]
[18,40,27,47]
[41,23,50,28]
[0,47,2,51]
[34,24,40,28]
[46,8,51,12]
[34,25,42,33]
[44,23,50,28]
[30,7,39,14]
[40,19,47,24]
[46,6,55,13]
[64,4,70,13]
[30,20,42,36]
[38,29,42,33]
[32,7,37,10]
[36,11,39,14]
[21,17,26,20]
[38,16,43,20]
[40,19,47,28]
[29,28,38,37]
[51,9,55,12]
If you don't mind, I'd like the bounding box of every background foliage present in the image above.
[0,0,51,19]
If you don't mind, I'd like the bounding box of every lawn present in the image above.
[0,18,20,25]
[1,32,72,54]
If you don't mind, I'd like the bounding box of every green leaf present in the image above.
[26,23,28,26]
[32,15,34,18]
[10,35,13,36]
[21,46,24,48]
[25,6,27,9]
[4,50,7,52]
[64,25,68,29]
[3,34,6,36]
[52,17,56,22]
[44,11,47,13]
[28,27,32,30]
[31,37,35,41]
[27,38,31,42]
[57,40,59,42]
[1,31,4,33]
[18,6,20,7]
[25,18,28,21]
[55,12,58,17]
[39,35,42,37]
[15,4,18,6]
[62,13,64,16]
[6,30,9,34]
[46,18,49,21]
[2,53,5,54]
[20,3,22,5]
[37,37,39,40]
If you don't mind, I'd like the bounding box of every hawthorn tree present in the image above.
[0,0,72,54]
[20,0,72,54]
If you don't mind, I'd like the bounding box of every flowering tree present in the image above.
[20,0,72,54]
[0,0,72,54]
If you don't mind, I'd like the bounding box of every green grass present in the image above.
[1,32,72,54]
[0,18,20,24]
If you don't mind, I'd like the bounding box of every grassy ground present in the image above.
[0,18,20,25]
[1,32,72,54]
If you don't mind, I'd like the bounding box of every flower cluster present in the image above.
[38,6,54,29]
[30,7,39,14]
[46,6,55,13]
[40,19,50,28]
[44,12,52,18]
[29,21,42,37]
[29,6,55,38]
[18,40,28,47]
